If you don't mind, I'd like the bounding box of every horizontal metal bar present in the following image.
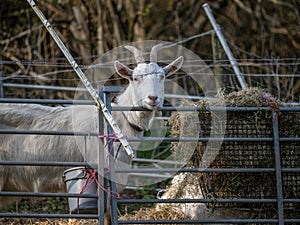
[279,137,300,141]
[0,213,98,219]
[127,167,300,173]
[1,214,298,224]
[4,192,299,205]
[118,219,279,224]
[2,161,300,173]
[0,129,97,136]
[1,191,299,207]
[1,98,299,112]
[0,159,182,167]
[128,137,275,142]
[132,158,185,165]
[1,129,300,142]
[0,160,91,167]
[0,98,94,105]
[117,198,278,204]
[111,106,300,112]
[119,219,300,224]
[101,85,124,93]
[3,83,86,92]
[281,168,300,172]
[164,93,206,100]
[0,191,97,198]
[0,191,300,204]
[128,167,300,173]
[2,84,208,100]
[0,130,279,142]
[116,168,277,173]
[129,172,171,178]
[1,161,299,173]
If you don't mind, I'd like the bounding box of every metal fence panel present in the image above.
[0,88,299,225]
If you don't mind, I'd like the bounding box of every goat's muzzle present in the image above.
[143,95,162,110]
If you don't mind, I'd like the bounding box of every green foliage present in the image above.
[46,197,67,213]
[144,3,153,15]
[0,197,68,214]
[3,199,31,213]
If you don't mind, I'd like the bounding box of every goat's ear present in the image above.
[114,61,133,80]
[163,56,184,77]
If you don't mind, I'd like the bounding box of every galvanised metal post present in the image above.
[98,86,106,225]
[272,111,284,225]
[103,87,119,225]
[202,3,248,90]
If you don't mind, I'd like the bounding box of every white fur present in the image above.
[0,45,184,207]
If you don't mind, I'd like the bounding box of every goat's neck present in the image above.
[116,86,155,131]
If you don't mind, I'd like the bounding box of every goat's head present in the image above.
[114,43,184,110]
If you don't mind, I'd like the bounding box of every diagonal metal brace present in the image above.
[203,3,248,90]
[26,0,134,158]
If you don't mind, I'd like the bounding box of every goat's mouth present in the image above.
[143,98,162,110]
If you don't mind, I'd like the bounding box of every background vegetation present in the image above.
[0,0,299,101]
[0,1,299,223]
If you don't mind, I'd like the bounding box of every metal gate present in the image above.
[0,86,300,224]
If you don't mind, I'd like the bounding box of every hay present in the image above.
[119,205,187,225]
[168,100,200,162]
[119,171,249,223]
[221,87,281,107]
[168,87,300,218]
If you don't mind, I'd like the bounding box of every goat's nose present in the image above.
[148,95,158,102]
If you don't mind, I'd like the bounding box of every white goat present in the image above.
[0,44,183,206]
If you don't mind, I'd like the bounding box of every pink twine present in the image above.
[77,167,120,214]
[76,134,124,213]
[262,93,281,121]
[98,133,119,173]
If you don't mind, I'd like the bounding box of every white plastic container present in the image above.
[63,167,98,213]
